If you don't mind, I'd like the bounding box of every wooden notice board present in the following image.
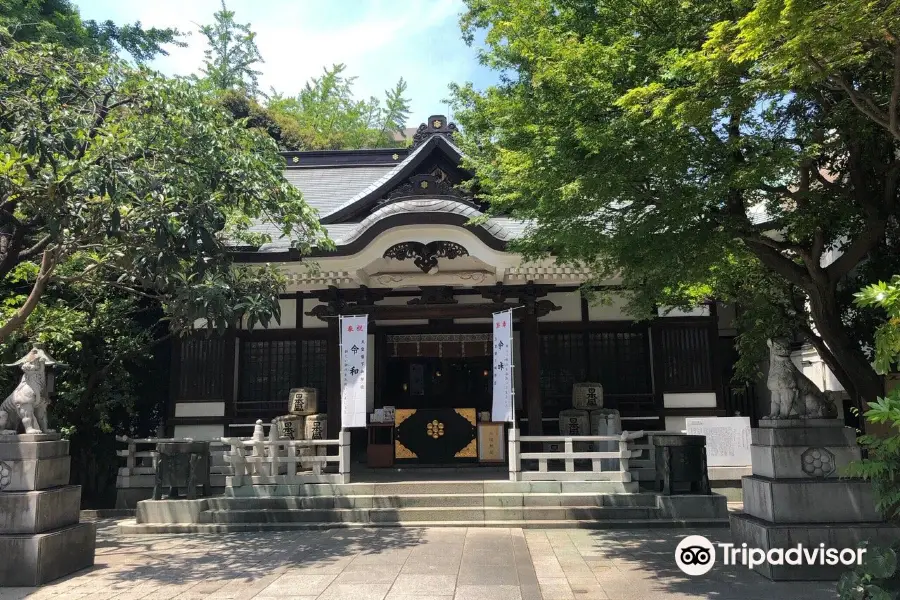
[477,422,506,463]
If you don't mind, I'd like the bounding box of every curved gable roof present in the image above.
[319,134,465,225]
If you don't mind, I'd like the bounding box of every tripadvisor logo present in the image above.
[674,535,866,576]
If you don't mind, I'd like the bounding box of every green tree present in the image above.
[452,0,900,406]
[0,0,183,61]
[197,0,263,95]
[0,39,325,342]
[267,64,411,150]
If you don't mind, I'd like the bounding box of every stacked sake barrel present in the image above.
[272,388,326,472]
[558,383,623,470]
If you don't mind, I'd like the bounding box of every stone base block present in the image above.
[0,455,70,492]
[0,485,81,534]
[752,426,856,447]
[0,440,68,461]
[136,499,209,524]
[730,511,900,580]
[742,476,880,523]
[0,433,62,443]
[0,522,96,586]
[656,493,729,520]
[750,444,860,479]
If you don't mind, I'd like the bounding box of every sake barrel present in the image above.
[590,408,622,471]
[572,382,604,410]
[304,413,328,441]
[274,414,305,440]
[559,408,591,452]
[288,387,319,415]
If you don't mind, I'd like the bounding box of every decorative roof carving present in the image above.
[407,286,458,305]
[384,173,468,202]
[383,241,469,273]
[411,115,459,149]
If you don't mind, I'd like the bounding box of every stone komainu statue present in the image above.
[0,345,58,435]
[766,338,839,419]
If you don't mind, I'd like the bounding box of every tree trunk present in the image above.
[807,287,884,409]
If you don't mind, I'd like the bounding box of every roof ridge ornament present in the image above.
[411,115,459,149]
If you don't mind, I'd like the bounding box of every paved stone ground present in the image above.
[0,522,837,600]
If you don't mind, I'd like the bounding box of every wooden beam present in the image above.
[326,317,341,439]
[521,309,543,435]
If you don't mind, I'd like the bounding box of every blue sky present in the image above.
[72,0,497,128]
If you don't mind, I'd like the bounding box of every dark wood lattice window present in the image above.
[656,324,713,391]
[299,339,328,400]
[178,337,225,400]
[237,337,328,416]
[587,330,653,416]
[539,333,587,418]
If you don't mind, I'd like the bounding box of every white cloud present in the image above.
[74,0,488,125]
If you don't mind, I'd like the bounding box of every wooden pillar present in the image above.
[326,317,341,439]
[521,308,543,435]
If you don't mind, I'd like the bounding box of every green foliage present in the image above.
[267,64,411,150]
[0,40,326,339]
[856,276,900,375]
[197,0,263,96]
[838,542,900,600]
[452,0,900,400]
[846,277,900,521]
[0,0,183,61]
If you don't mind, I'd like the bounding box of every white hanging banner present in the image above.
[340,315,368,429]
[492,309,514,423]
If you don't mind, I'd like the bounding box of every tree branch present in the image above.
[0,247,61,342]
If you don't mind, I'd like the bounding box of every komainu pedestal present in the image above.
[0,434,95,586]
[730,419,900,581]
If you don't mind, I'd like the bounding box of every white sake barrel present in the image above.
[572,382,604,410]
[274,414,305,440]
[304,413,327,441]
[559,408,591,453]
[288,387,319,415]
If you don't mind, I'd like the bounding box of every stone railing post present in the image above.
[338,429,351,484]
[508,427,520,481]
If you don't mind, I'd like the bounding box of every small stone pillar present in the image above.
[730,419,900,580]
[0,433,96,586]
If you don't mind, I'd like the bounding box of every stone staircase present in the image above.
[119,480,730,533]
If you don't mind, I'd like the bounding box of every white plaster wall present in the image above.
[664,416,687,433]
[663,392,717,408]
[173,424,224,440]
[240,298,297,329]
[174,402,225,418]
[587,293,631,321]
[792,346,845,392]
[657,305,710,317]
[541,291,582,322]
[302,298,328,328]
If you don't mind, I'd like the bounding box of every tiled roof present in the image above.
[319,135,463,223]
[246,130,530,253]
[283,165,394,216]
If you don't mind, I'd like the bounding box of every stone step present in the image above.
[225,480,636,497]
[119,517,730,534]
[206,492,658,510]
[198,505,656,524]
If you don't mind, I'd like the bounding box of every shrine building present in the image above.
[166,115,745,464]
